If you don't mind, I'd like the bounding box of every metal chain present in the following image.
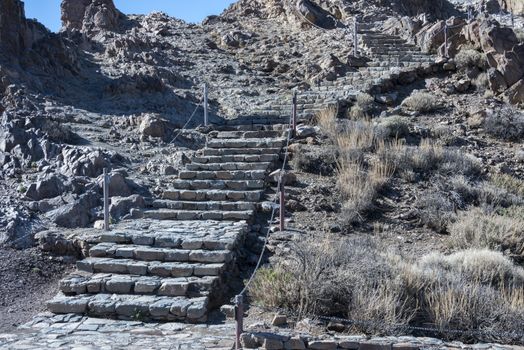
[254,304,524,340]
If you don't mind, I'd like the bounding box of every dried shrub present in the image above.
[472,72,488,90]
[448,207,524,259]
[291,144,337,175]
[491,173,524,197]
[377,116,411,138]
[455,49,487,70]
[348,93,374,120]
[415,189,457,233]
[401,92,442,113]
[249,236,524,343]
[336,120,379,163]
[484,107,524,141]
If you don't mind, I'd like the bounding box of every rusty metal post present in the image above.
[103,168,110,231]
[235,294,244,350]
[279,180,285,232]
[203,83,209,127]
[444,22,449,58]
[353,17,358,57]
[291,92,297,137]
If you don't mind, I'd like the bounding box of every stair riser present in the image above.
[207,140,284,149]
[203,147,281,156]
[192,154,278,163]
[185,162,271,171]
[172,180,265,190]
[141,210,253,221]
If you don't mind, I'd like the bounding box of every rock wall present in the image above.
[61,0,121,35]
[0,0,27,57]
[498,0,524,14]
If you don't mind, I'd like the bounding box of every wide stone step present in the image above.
[141,209,254,221]
[191,154,279,164]
[60,272,219,298]
[97,224,244,250]
[172,179,265,190]
[78,257,226,278]
[211,130,283,139]
[151,199,256,212]
[48,293,209,322]
[178,170,266,181]
[162,189,263,202]
[203,147,282,156]
[90,243,233,263]
[207,138,285,149]
[185,162,272,171]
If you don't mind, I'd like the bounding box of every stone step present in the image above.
[97,225,243,250]
[171,179,265,190]
[206,138,285,149]
[90,243,234,263]
[60,272,219,298]
[162,189,264,202]
[151,199,257,212]
[178,170,266,181]
[192,154,279,164]
[203,147,282,156]
[48,292,209,322]
[185,161,272,171]
[211,130,283,139]
[141,209,254,221]
[78,257,226,278]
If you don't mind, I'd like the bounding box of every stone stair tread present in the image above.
[90,242,233,263]
[150,199,256,211]
[207,138,285,149]
[202,147,282,156]
[60,271,219,297]
[141,208,255,221]
[162,188,264,202]
[171,179,265,190]
[47,292,209,322]
[185,161,272,171]
[77,257,226,277]
[192,154,278,163]
[178,169,266,181]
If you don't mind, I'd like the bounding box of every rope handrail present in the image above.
[167,95,204,145]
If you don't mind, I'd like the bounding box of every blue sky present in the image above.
[23,0,237,32]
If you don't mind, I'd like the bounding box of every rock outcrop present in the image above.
[61,0,121,35]
[498,0,524,15]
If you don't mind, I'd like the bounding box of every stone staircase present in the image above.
[245,21,437,121]
[47,124,287,322]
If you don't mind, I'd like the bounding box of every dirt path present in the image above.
[0,247,74,332]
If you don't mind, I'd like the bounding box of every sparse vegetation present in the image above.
[415,189,457,233]
[249,235,524,343]
[484,107,524,141]
[516,29,524,44]
[401,91,441,113]
[377,115,410,138]
[472,72,488,90]
[291,144,337,175]
[455,49,487,70]
[315,107,338,138]
[348,93,375,119]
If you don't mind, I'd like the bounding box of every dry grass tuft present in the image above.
[315,106,338,137]
[491,173,524,197]
[484,107,524,141]
[448,207,524,259]
[401,92,441,113]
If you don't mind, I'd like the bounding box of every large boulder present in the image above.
[503,78,524,104]
[59,148,111,177]
[109,194,145,219]
[25,174,65,201]
[46,191,99,228]
[498,0,524,15]
[296,0,337,29]
[61,0,121,35]
[139,114,166,139]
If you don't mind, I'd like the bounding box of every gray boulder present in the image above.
[109,194,145,219]
[25,173,65,200]
[46,191,99,228]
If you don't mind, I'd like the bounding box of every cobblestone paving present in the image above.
[0,314,236,349]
